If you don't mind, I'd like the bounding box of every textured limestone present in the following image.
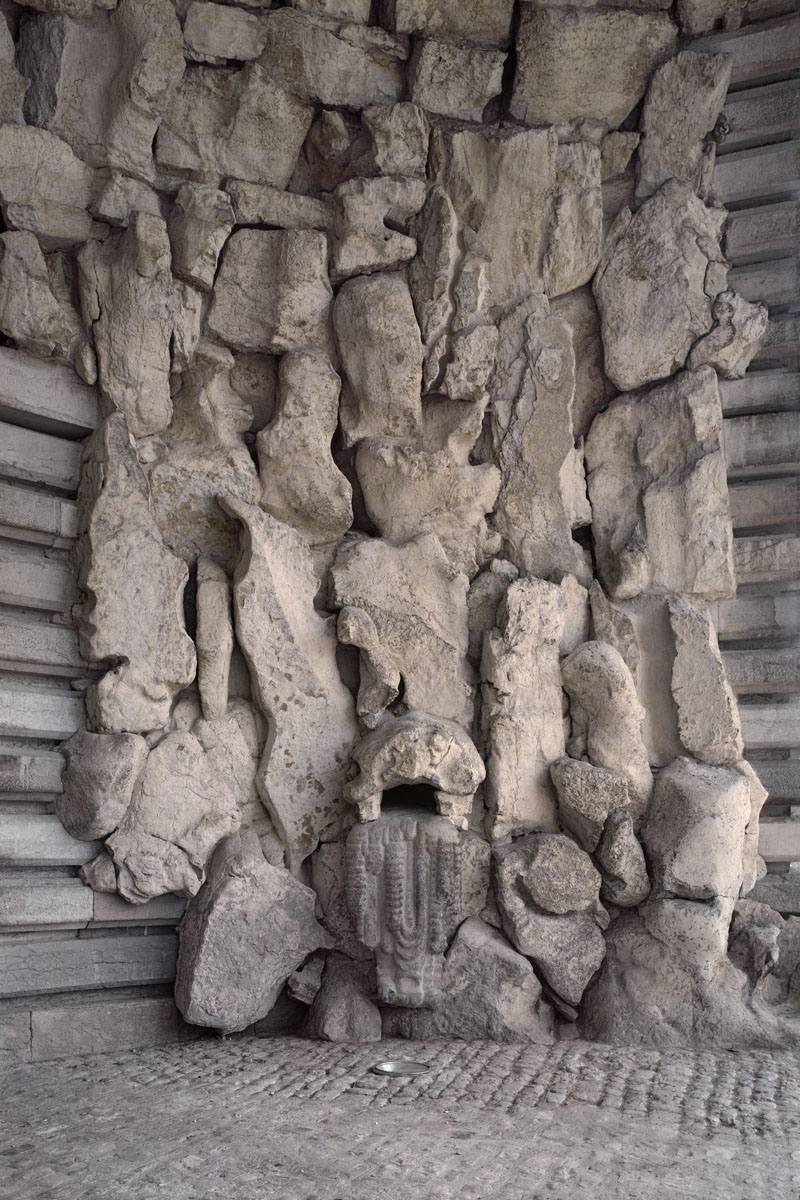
[550,287,610,439]
[596,809,651,908]
[107,731,241,903]
[304,954,381,1042]
[257,350,352,545]
[544,142,602,299]
[195,557,234,723]
[585,368,736,603]
[668,595,744,766]
[78,213,175,439]
[91,171,161,228]
[56,730,147,841]
[331,533,474,729]
[497,834,605,918]
[482,578,566,840]
[223,497,358,869]
[168,184,234,291]
[432,127,557,309]
[156,64,313,187]
[637,51,731,200]
[183,1,268,61]
[0,231,84,363]
[333,272,423,447]
[171,281,203,373]
[409,39,505,122]
[601,132,640,181]
[440,324,499,404]
[344,712,485,826]
[559,576,591,657]
[73,415,197,733]
[511,8,676,128]
[588,581,639,679]
[466,560,519,669]
[208,229,331,354]
[561,642,653,829]
[336,606,401,730]
[362,102,429,178]
[734,760,768,899]
[688,290,768,380]
[18,0,185,176]
[0,124,94,248]
[144,342,260,568]
[407,185,459,354]
[226,180,332,229]
[330,176,426,281]
[728,899,783,985]
[550,758,629,854]
[594,180,728,392]
[642,757,751,902]
[0,18,28,122]
[490,297,591,585]
[175,833,333,1033]
[387,0,515,47]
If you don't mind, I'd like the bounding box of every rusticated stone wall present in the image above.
[2,0,799,1052]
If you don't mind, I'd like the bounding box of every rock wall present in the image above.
[3,0,798,1050]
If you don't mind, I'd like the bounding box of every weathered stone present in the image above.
[0,17,28,122]
[223,497,358,869]
[330,176,426,281]
[588,581,639,679]
[637,51,731,201]
[336,606,401,730]
[291,0,371,18]
[440,324,499,404]
[257,350,352,545]
[56,730,147,841]
[466,560,518,669]
[0,231,82,362]
[79,849,117,893]
[0,125,93,248]
[512,7,676,128]
[594,180,727,392]
[344,712,485,827]
[90,171,161,227]
[73,415,197,733]
[107,731,241,903]
[728,899,783,984]
[600,131,639,181]
[550,758,629,853]
[145,342,259,568]
[362,102,429,178]
[561,642,653,828]
[175,832,333,1033]
[642,756,751,902]
[407,185,459,353]
[229,353,277,430]
[303,954,381,1041]
[387,0,514,47]
[331,533,474,730]
[208,229,331,354]
[257,9,405,108]
[733,760,768,899]
[596,809,651,907]
[183,1,267,61]
[544,142,602,298]
[155,64,313,187]
[489,297,591,584]
[78,213,175,438]
[170,281,203,373]
[676,0,743,36]
[297,107,375,193]
[333,272,423,447]
[550,287,610,439]
[195,558,233,723]
[688,289,768,379]
[497,833,604,917]
[409,39,505,122]
[168,183,233,291]
[482,578,566,840]
[585,368,736,603]
[432,126,557,309]
[226,179,332,229]
[382,918,554,1043]
[288,952,325,1006]
[668,595,744,766]
[18,0,184,177]
[643,894,735,977]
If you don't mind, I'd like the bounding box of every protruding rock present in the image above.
[409,39,505,122]
[107,731,241,903]
[0,18,29,122]
[407,185,459,354]
[333,272,423,447]
[544,142,602,298]
[594,180,727,392]
[637,51,732,201]
[589,581,639,679]
[79,849,117,893]
[561,641,653,828]
[226,179,332,229]
[440,324,499,404]
[344,711,485,826]
[497,833,604,916]
[209,229,331,355]
[482,578,566,840]
[78,213,176,438]
[337,606,401,730]
[183,1,268,61]
[18,0,184,176]
[156,64,313,187]
[387,0,515,48]
[303,954,381,1042]
[511,8,676,128]
[729,899,783,984]
[733,760,768,898]
[195,558,234,723]
[175,832,333,1033]
[601,132,640,181]
[257,350,352,544]
[73,415,197,733]
[596,809,650,908]
[668,595,744,766]
[466,559,518,668]
[0,231,83,362]
[330,175,426,281]
[362,102,429,177]
[168,183,234,291]
[642,756,751,902]
[332,533,474,729]
[56,730,147,841]
[688,289,768,380]
[0,125,94,248]
[223,497,358,869]
[550,758,629,853]
[91,171,161,228]
[585,368,736,603]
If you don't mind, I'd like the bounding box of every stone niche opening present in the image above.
[380,782,440,816]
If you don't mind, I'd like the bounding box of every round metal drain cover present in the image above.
[371,1060,431,1076]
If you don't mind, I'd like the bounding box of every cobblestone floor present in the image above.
[3,1035,800,1200]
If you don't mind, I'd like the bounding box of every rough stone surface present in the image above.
[388,0,515,48]
[175,833,332,1033]
[482,578,566,840]
[544,141,602,298]
[596,809,651,908]
[362,102,429,177]
[304,954,381,1042]
[734,760,768,899]
[688,289,768,379]
[0,124,94,247]
[668,595,744,766]
[183,1,268,61]
[56,730,148,842]
[0,231,83,363]
[409,38,505,122]
[550,757,629,854]
[0,18,28,122]
[168,183,234,291]
[588,581,640,679]
[226,179,332,229]
[497,833,604,918]
[195,557,234,723]
[330,175,426,281]
[561,642,653,829]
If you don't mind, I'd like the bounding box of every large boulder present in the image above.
[56,730,147,841]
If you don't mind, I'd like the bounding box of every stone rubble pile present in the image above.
[4,0,790,1046]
